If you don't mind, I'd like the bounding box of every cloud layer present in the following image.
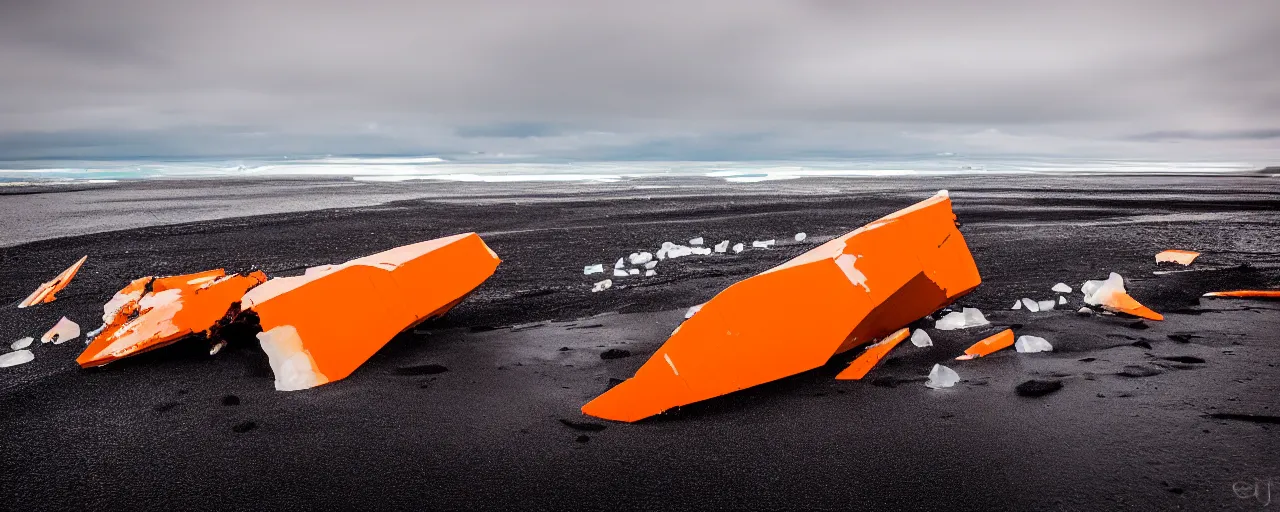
[2,0,1277,160]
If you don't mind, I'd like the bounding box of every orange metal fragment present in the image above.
[955,329,1014,360]
[240,233,501,391]
[1155,250,1199,265]
[18,255,87,308]
[1108,293,1164,321]
[78,269,267,367]
[1202,290,1280,298]
[835,328,909,380]
[582,191,982,422]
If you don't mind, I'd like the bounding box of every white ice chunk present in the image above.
[41,317,80,345]
[583,264,605,275]
[714,240,730,253]
[925,364,960,389]
[692,247,712,255]
[591,279,613,292]
[1076,307,1093,316]
[613,269,629,277]
[0,350,35,368]
[910,329,933,347]
[752,240,776,249]
[615,258,626,269]
[964,307,988,326]
[628,268,639,275]
[1037,300,1056,311]
[210,340,227,355]
[794,232,807,242]
[1014,335,1053,353]
[685,304,704,318]
[1012,300,1022,310]
[689,237,704,246]
[644,260,658,269]
[935,308,989,330]
[732,243,744,253]
[1021,298,1040,312]
[11,337,33,350]
[1051,282,1072,293]
[629,252,653,265]
[1058,296,1067,305]
[644,269,656,276]
[1082,272,1127,308]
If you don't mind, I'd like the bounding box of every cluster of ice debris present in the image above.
[583,233,810,292]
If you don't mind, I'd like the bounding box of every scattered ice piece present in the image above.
[732,243,744,253]
[41,317,80,345]
[1020,298,1039,312]
[1014,335,1053,353]
[1037,300,1055,311]
[644,260,658,269]
[11,337,33,350]
[1012,300,1022,310]
[644,269,656,276]
[685,304,704,319]
[794,232,807,242]
[1155,250,1200,266]
[692,247,712,255]
[591,279,613,292]
[1076,307,1093,316]
[751,240,775,249]
[615,258,626,269]
[1081,272,1163,320]
[689,237,704,246]
[210,340,227,355]
[659,242,695,259]
[584,264,604,275]
[0,350,34,368]
[613,269,629,277]
[714,240,730,253]
[628,268,639,275]
[934,308,989,330]
[925,364,960,389]
[910,329,933,347]
[1058,296,1067,305]
[1051,282,1072,293]
[629,252,653,265]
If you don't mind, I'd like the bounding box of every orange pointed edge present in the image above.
[1109,291,1164,321]
[240,233,501,391]
[1203,290,1280,298]
[78,269,267,367]
[1155,250,1199,265]
[835,328,910,380]
[18,255,88,308]
[582,190,982,422]
[955,329,1014,360]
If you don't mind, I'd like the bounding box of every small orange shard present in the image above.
[955,329,1014,360]
[582,191,982,422]
[835,328,909,380]
[1203,290,1280,298]
[1082,272,1163,321]
[1155,250,1199,265]
[18,255,87,308]
[241,233,501,391]
[78,269,267,367]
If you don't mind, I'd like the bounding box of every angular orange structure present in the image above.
[1082,272,1163,321]
[1155,250,1199,265]
[582,191,981,422]
[835,328,909,380]
[78,269,267,367]
[240,233,501,391]
[18,255,87,308]
[1203,290,1280,298]
[955,329,1014,360]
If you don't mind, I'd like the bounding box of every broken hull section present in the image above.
[581,191,981,422]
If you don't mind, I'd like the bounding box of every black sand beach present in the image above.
[2,175,1279,510]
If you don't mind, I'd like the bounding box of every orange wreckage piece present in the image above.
[835,328,909,380]
[955,329,1014,360]
[582,191,982,422]
[1155,250,1199,265]
[78,269,267,367]
[18,255,87,308]
[241,233,501,391]
[1202,290,1280,298]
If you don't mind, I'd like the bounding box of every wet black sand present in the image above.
[2,175,1279,510]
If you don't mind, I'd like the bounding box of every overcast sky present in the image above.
[1,0,1277,161]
